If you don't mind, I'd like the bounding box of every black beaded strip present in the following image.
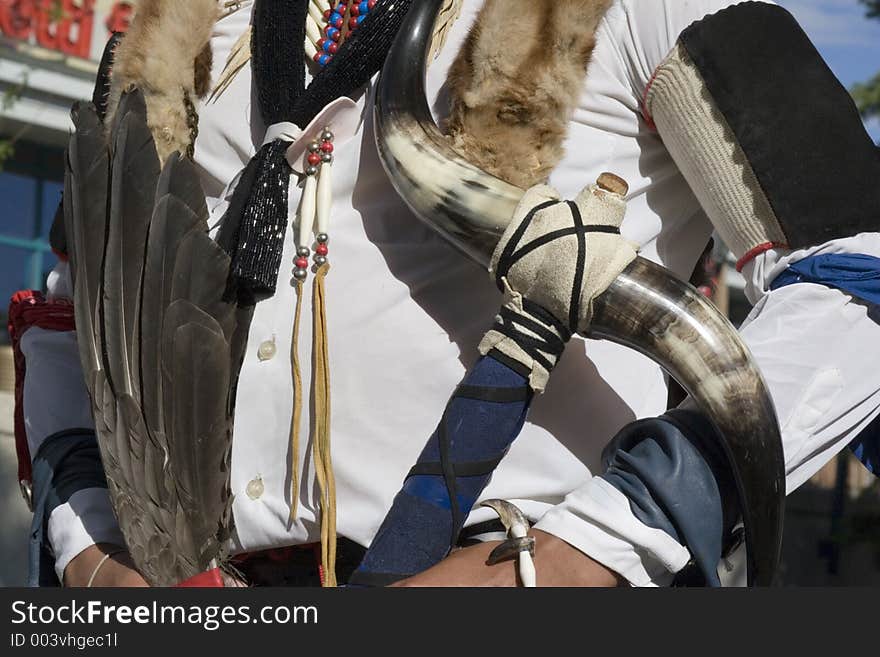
[219,0,415,305]
[216,140,293,305]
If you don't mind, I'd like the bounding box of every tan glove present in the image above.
[479,174,638,391]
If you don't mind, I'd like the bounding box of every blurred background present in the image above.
[0,0,878,586]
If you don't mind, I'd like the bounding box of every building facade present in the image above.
[0,0,130,341]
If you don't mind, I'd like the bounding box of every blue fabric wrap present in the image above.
[770,252,880,477]
[851,414,880,475]
[770,253,880,305]
[27,429,109,587]
[350,354,532,586]
[599,409,739,587]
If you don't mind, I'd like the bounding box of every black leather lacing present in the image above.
[494,199,620,335]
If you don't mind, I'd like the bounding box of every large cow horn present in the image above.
[374,0,785,586]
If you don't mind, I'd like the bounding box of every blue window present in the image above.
[0,140,65,344]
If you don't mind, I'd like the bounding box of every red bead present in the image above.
[313,52,323,63]
[368,0,376,7]
[329,42,339,54]
[318,37,327,48]
[349,17,358,29]
[320,141,334,153]
[331,31,340,41]
[350,4,360,15]
[333,16,344,28]
[323,9,331,20]
[307,153,322,166]
[316,244,329,256]
[295,257,309,269]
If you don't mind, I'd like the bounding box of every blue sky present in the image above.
[778,0,880,139]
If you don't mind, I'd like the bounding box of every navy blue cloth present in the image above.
[770,253,880,305]
[600,409,738,587]
[350,355,532,586]
[851,413,880,475]
[27,429,108,587]
[770,252,880,478]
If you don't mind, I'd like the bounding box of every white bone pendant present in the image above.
[305,38,318,61]
[308,1,325,24]
[316,161,333,235]
[299,175,318,248]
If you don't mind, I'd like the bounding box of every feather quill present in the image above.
[64,104,109,385]
[104,91,161,400]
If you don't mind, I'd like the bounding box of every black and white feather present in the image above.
[65,88,241,586]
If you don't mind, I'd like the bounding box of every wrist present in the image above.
[64,543,148,587]
[530,529,623,587]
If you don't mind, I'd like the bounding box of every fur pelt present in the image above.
[106,0,218,163]
[446,0,612,189]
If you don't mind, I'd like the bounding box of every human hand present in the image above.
[390,530,624,587]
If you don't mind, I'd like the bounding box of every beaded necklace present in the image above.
[306,0,378,67]
[216,0,378,98]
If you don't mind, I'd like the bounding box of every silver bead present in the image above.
[321,153,333,164]
[316,233,329,244]
[293,268,308,281]
[321,129,334,142]
[308,142,321,153]
[305,165,318,176]
[314,255,327,266]
[297,246,310,258]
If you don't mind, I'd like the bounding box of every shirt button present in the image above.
[246,477,264,500]
[258,338,277,362]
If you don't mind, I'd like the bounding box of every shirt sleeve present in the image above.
[21,262,125,583]
[613,0,777,108]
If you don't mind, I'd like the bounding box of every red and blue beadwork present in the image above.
[314,0,377,67]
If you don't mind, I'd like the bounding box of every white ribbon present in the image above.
[263,121,304,146]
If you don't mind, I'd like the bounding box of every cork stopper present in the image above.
[597,172,629,197]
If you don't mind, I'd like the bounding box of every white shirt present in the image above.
[193,0,726,555]
[48,0,878,586]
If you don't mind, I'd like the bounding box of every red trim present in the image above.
[7,291,77,488]
[641,66,661,131]
[175,568,225,588]
[735,242,789,272]
[52,248,69,263]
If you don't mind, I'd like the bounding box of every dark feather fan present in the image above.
[64,89,243,586]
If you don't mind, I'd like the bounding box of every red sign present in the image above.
[0,0,131,60]
[104,0,130,35]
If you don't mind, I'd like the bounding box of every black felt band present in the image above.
[454,384,531,403]
[407,457,504,478]
[680,2,880,248]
